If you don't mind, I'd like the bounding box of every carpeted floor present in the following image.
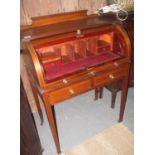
[62,123,133,155]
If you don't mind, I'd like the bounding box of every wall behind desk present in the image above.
[20,0,107,25]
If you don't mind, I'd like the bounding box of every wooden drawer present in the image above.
[94,66,129,87]
[47,79,92,105]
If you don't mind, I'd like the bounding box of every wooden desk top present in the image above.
[20,16,118,41]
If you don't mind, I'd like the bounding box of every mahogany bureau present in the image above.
[21,11,131,154]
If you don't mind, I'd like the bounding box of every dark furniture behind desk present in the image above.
[20,79,43,155]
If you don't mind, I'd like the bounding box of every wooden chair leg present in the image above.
[111,91,117,108]
[30,80,44,125]
[99,87,104,99]
[94,88,99,100]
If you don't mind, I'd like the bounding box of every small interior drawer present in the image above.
[47,79,91,105]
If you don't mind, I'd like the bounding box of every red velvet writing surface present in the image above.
[43,59,85,82]
[43,52,120,82]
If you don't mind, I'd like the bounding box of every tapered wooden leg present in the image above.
[94,88,99,100]
[99,87,104,99]
[118,75,129,122]
[44,103,61,154]
[30,80,43,125]
[111,91,117,108]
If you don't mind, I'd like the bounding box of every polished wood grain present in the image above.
[93,65,130,87]
[21,10,88,30]
[46,79,91,105]
[43,101,61,153]
[29,79,43,125]
[21,11,131,153]
[118,73,130,122]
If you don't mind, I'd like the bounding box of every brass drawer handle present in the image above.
[69,89,74,95]
[113,62,119,67]
[63,79,68,84]
[76,29,84,38]
[77,29,81,35]
[109,74,115,79]
[23,35,31,41]
[89,71,96,76]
